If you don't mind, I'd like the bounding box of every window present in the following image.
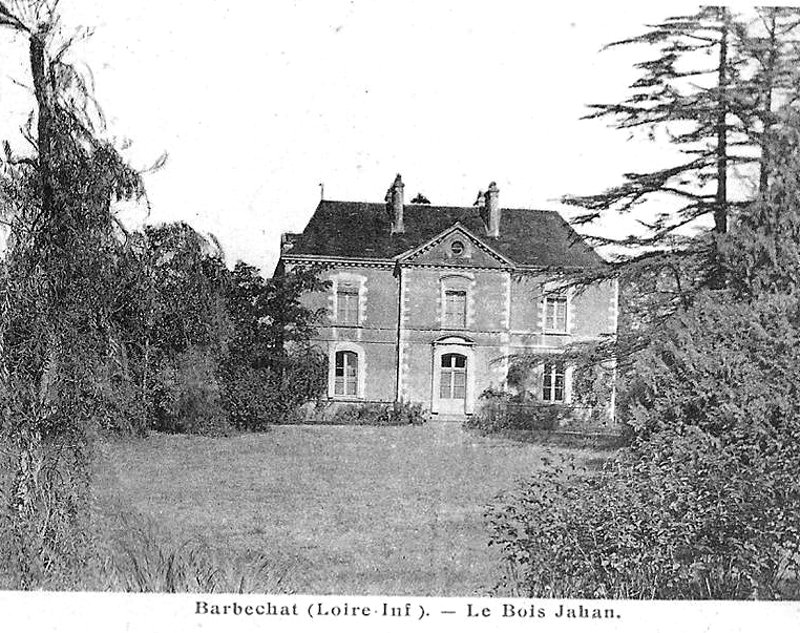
[334,351,358,397]
[443,290,467,329]
[542,361,565,402]
[336,283,360,325]
[544,294,568,332]
[450,240,465,257]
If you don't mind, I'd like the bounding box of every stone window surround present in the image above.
[439,272,475,331]
[541,282,574,336]
[330,272,368,327]
[536,351,574,404]
[328,341,367,400]
[430,337,477,415]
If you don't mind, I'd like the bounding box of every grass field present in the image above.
[95,423,599,596]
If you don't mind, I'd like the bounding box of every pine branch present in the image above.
[0,1,28,32]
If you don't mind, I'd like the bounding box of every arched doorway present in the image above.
[431,337,475,416]
[439,353,467,415]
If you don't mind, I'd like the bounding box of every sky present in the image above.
[0,1,705,273]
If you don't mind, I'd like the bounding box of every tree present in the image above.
[490,111,800,601]
[221,262,328,429]
[113,222,231,435]
[0,0,147,587]
[736,7,800,194]
[563,7,800,290]
[410,193,431,204]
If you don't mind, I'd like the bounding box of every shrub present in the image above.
[221,345,327,430]
[328,401,426,426]
[487,293,800,599]
[466,392,569,435]
[151,347,229,436]
[220,365,278,431]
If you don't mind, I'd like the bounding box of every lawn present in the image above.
[95,423,598,596]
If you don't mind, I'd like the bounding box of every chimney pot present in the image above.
[389,173,405,233]
[485,181,500,237]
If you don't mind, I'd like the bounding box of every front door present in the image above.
[439,353,467,415]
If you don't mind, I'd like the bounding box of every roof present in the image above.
[284,200,604,268]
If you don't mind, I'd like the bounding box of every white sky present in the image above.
[0,1,709,273]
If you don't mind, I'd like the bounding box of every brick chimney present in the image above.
[387,174,405,233]
[485,181,500,237]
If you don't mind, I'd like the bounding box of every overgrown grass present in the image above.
[0,435,293,592]
[93,509,292,593]
[94,425,606,595]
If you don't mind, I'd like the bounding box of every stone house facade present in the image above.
[277,175,618,421]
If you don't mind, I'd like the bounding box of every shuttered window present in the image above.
[336,284,360,325]
[443,290,467,329]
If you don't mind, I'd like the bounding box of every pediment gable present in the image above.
[397,224,512,268]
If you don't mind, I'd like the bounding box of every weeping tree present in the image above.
[0,0,148,588]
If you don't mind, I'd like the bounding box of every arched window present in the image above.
[334,351,359,397]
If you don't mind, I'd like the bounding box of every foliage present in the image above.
[221,262,328,428]
[0,0,151,589]
[556,6,800,371]
[144,223,230,358]
[131,223,232,435]
[225,261,328,364]
[222,346,327,430]
[564,8,800,251]
[488,125,800,600]
[0,1,326,591]
[490,292,800,599]
[327,401,426,426]
[151,347,229,436]
[0,428,95,590]
[467,395,568,435]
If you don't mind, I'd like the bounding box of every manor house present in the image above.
[277,175,618,420]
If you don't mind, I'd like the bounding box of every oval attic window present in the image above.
[450,240,465,257]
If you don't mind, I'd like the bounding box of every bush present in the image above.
[151,347,229,436]
[466,393,569,435]
[221,346,327,430]
[487,293,800,599]
[220,365,278,430]
[326,401,426,426]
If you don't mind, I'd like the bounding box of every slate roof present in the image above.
[285,200,604,269]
